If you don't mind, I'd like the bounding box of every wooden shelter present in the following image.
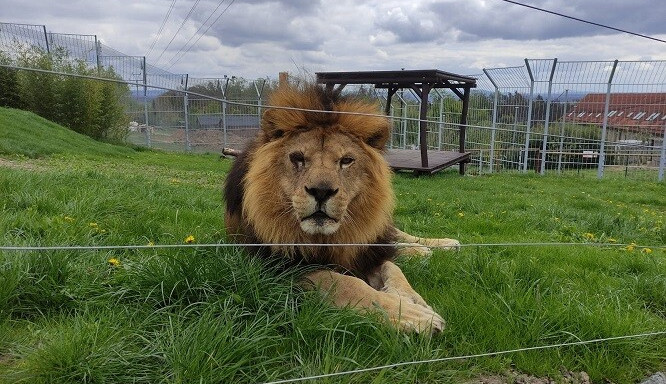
[316,69,477,175]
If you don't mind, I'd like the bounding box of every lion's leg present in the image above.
[305,270,444,334]
[394,228,460,257]
[366,261,434,311]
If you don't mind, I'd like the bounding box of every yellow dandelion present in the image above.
[457,212,464,218]
[147,240,155,247]
[642,248,652,254]
[608,238,617,243]
[108,258,120,267]
[184,235,195,244]
[583,232,595,240]
[64,216,75,222]
[89,222,98,228]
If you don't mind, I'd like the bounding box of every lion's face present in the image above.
[281,128,372,235]
[234,85,395,254]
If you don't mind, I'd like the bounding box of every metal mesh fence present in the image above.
[1,22,665,180]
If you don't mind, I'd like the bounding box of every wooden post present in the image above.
[459,87,470,175]
[419,84,432,168]
[384,86,398,115]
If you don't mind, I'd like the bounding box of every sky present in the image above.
[2,0,666,80]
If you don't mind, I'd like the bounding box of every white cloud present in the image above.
[1,0,665,79]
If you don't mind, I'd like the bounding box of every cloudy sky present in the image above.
[2,0,666,79]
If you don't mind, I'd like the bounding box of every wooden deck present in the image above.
[385,149,470,175]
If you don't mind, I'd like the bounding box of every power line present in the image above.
[167,0,236,71]
[164,0,230,67]
[499,0,666,44]
[146,0,178,59]
[154,0,202,64]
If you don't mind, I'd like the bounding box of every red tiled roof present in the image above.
[566,93,666,135]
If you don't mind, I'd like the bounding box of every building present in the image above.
[566,93,666,141]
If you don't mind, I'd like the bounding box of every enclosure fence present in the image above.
[1,22,666,180]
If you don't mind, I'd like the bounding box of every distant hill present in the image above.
[0,106,135,158]
[130,88,167,101]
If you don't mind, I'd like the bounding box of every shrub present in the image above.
[1,45,130,142]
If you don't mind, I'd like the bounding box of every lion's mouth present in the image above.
[302,211,337,224]
[300,210,340,235]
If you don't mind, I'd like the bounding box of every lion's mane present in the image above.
[224,85,396,275]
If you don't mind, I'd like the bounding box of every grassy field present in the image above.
[0,106,665,383]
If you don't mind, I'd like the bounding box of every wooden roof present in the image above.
[316,69,476,89]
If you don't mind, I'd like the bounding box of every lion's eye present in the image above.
[340,156,355,169]
[289,151,305,169]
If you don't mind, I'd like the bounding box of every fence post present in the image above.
[183,74,190,151]
[484,69,500,173]
[42,25,50,54]
[436,89,444,150]
[94,36,102,73]
[523,59,535,172]
[222,76,230,149]
[557,89,568,173]
[597,59,618,179]
[400,93,407,148]
[658,125,666,182]
[254,78,266,120]
[142,56,151,147]
[540,58,558,175]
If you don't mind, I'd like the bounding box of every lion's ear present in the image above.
[261,109,284,140]
[365,130,388,150]
[360,118,390,150]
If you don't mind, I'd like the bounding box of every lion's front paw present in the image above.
[382,286,431,310]
[393,301,445,334]
[420,238,460,251]
[397,244,432,257]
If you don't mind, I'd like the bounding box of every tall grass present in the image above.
[0,108,664,383]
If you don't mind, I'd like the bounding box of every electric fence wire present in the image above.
[1,242,663,252]
[0,64,481,127]
[259,330,666,384]
[3,63,666,144]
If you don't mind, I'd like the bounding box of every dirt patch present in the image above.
[0,157,41,171]
[166,128,259,151]
[467,369,590,384]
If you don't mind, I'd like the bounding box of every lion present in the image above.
[224,84,459,333]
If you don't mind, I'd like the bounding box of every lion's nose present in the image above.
[305,185,339,204]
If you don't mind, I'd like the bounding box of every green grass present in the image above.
[0,106,665,383]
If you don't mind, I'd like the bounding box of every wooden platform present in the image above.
[385,149,470,175]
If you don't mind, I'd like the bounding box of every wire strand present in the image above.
[261,330,666,384]
[146,0,178,59]
[499,0,666,44]
[0,64,481,126]
[0,242,662,252]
